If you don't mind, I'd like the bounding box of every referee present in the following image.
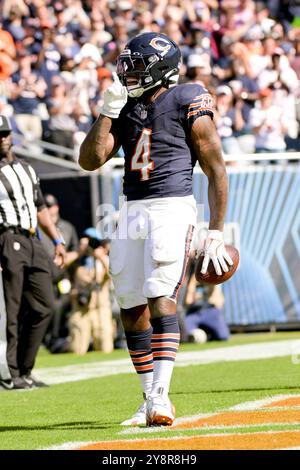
[0,115,66,390]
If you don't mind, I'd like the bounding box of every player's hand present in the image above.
[54,243,67,269]
[100,72,128,119]
[200,230,233,276]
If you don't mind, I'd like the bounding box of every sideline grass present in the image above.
[1,333,300,450]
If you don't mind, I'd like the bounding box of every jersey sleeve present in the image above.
[179,84,215,131]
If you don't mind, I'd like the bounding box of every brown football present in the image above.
[195,245,240,285]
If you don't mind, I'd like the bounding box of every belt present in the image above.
[0,226,36,238]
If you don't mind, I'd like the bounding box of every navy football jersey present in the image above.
[113,83,214,201]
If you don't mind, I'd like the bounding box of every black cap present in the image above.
[0,115,12,134]
[44,194,58,208]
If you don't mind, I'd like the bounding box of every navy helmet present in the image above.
[117,32,181,98]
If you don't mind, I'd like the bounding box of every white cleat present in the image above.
[146,390,175,427]
[120,401,146,426]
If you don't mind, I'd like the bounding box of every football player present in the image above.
[79,32,233,427]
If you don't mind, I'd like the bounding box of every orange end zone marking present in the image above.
[78,431,300,450]
[264,396,300,408]
[173,409,300,430]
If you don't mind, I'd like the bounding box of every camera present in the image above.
[77,286,92,306]
[88,237,103,250]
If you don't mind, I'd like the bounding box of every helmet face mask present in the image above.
[117,50,160,97]
[116,33,181,98]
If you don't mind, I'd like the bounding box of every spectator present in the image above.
[102,17,129,65]
[2,0,29,19]
[47,76,78,156]
[115,1,136,38]
[214,85,251,155]
[249,87,288,153]
[9,52,46,144]
[219,0,256,41]
[186,54,212,89]
[291,35,300,79]
[0,19,16,81]
[90,71,113,121]
[36,26,62,89]
[88,14,113,49]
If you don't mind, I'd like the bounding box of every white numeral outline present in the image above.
[131,128,154,181]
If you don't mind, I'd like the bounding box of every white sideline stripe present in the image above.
[34,339,300,385]
[41,441,97,451]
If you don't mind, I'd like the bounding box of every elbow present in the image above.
[206,163,228,182]
[78,151,89,171]
[78,152,91,171]
[78,144,99,171]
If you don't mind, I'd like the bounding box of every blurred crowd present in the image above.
[0,0,300,157]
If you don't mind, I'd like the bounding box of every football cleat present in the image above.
[146,389,175,426]
[120,400,147,426]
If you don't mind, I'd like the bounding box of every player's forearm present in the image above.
[193,120,228,230]
[79,115,114,171]
[207,163,228,231]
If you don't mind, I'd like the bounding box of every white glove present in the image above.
[200,230,233,276]
[100,72,128,119]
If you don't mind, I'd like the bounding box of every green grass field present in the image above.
[1,332,300,450]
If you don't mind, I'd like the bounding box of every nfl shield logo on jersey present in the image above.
[140,109,148,120]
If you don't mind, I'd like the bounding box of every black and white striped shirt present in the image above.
[0,157,45,230]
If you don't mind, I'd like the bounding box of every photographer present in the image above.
[68,228,114,354]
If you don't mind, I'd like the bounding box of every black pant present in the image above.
[0,231,54,378]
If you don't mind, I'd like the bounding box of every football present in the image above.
[195,245,240,285]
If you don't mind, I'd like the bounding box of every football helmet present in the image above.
[117,32,181,98]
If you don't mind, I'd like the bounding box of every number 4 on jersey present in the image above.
[131,128,154,181]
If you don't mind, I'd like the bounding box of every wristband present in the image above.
[207,230,223,240]
[52,238,65,246]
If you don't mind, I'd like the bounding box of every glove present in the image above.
[200,230,233,276]
[100,72,128,119]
